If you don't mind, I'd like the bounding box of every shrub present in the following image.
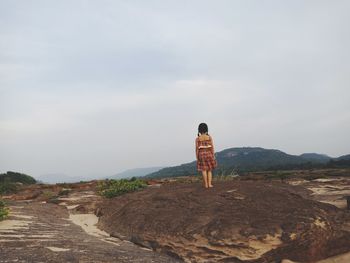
[97,178,147,198]
[0,199,9,221]
[0,181,18,195]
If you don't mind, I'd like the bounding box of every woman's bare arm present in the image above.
[195,138,199,160]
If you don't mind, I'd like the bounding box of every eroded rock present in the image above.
[97,180,350,263]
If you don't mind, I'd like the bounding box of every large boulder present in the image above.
[97,180,350,262]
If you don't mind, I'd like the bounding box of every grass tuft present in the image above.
[97,178,147,198]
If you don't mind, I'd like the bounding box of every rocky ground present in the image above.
[97,175,350,263]
[1,170,350,263]
[0,184,180,263]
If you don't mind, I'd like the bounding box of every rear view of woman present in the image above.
[195,123,217,188]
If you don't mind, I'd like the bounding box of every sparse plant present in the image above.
[58,188,71,196]
[214,168,239,181]
[97,178,147,198]
[265,171,292,181]
[0,199,9,221]
[42,190,56,200]
[56,183,73,188]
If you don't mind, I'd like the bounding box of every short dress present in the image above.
[196,136,217,171]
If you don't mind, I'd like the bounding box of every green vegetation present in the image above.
[0,199,9,221]
[0,181,18,195]
[144,147,313,178]
[97,178,147,198]
[0,171,36,184]
[144,147,350,179]
[41,190,62,203]
[0,171,36,195]
[327,159,350,168]
[42,190,56,200]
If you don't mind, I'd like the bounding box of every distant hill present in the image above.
[145,147,307,178]
[109,167,164,180]
[215,147,307,170]
[336,154,350,161]
[299,153,331,163]
[144,147,347,178]
[327,154,350,168]
[0,171,36,195]
[0,171,36,184]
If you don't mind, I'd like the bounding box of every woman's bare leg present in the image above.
[201,171,208,188]
[208,170,213,187]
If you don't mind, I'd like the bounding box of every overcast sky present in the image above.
[1,0,349,178]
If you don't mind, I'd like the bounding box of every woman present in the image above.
[195,123,217,188]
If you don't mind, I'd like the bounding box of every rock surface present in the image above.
[1,174,350,262]
[0,190,180,263]
[287,177,350,209]
[97,179,350,263]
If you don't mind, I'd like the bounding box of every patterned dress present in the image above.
[196,135,217,171]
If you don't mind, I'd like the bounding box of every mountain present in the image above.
[215,147,306,170]
[144,147,330,178]
[327,154,350,168]
[336,154,350,161]
[109,167,164,180]
[299,153,331,163]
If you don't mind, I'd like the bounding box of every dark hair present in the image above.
[198,123,208,136]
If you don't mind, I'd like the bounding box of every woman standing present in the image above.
[195,123,217,188]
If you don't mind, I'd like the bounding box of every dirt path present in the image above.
[0,193,180,263]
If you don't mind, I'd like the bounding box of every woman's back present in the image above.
[198,134,210,141]
[197,134,212,148]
